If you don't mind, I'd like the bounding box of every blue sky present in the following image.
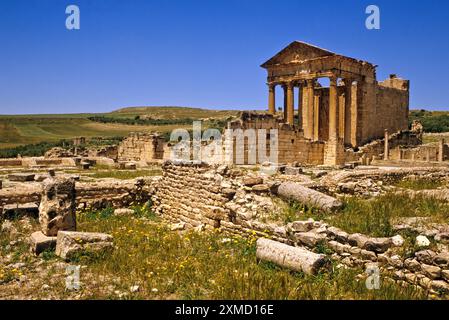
[0,0,448,114]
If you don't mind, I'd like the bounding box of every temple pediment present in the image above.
[261,41,335,68]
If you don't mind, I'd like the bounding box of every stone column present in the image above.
[283,84,288,121]
[384,129,389,160]
[268,84,276,115]
[286,82,294,125]
[328,76,339,141]
[439,139,445,162]
[313,93,320,141]
[303,79,315,139]
[344,79,353,145]
[297,83,303,128]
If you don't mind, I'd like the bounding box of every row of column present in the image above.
[268,77,353,143]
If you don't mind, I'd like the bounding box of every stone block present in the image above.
[284,167,303,175]
[8,173,35,182]
[39,177,76,236]
[30,231,57,255]
[421,264,441,280]
[362,237,393,253]
[3,202,39,218]
[56,231,113,260]
[289,220,314,233]
[294,231,326,248]
[251,184,270,192]
[242,177,263,187]
[114,208,135,216]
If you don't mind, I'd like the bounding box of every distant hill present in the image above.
[1,106,447,152]
[0,106,241,150]
[108,106,240,120]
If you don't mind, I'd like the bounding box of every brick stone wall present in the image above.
[117,133,165,163]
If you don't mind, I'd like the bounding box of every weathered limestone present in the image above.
[2,203,39,218]
[242,176,263,187]
[268,84,275,115]
[29,231,57,255]
[39,177,76,236]
[8,173,35,182]
[262,41,409,152]
[118,132,165,164]
[256,238,329,275]
[286,82,294,125]
[384,130,389,160]
[294,231,326,247]
[55,231,113,260]
[114,208,135,216]
[273,181,342,212]
[439,139,445,162]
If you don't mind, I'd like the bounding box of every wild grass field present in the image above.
[0,107,240,150]
[0,202,426,300]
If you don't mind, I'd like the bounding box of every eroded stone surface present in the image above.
[29,231,57,255]
[39,177,76,236]
[55,231,113,260]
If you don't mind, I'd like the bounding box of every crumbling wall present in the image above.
[371,76,409,139]
[152,161,449,295]
[392,143,449,162]
[117,133,165,163]
[346,130,422,162]
[152,161,289,241]
[226,112,325,165]
[0,178,156,212]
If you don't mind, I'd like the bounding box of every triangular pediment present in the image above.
[261,41,335,68]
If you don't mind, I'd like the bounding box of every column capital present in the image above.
[306,79,315,87]
[343,78,354,86]
[329,76,338,86]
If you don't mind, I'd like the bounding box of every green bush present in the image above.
[409,110,449,133]
[0,139,72,158]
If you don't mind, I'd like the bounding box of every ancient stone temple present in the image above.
[259,41,410,165]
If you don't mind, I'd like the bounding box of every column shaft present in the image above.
[268,84,275,115]
[344,79,352,145]
[286,82,294,125]
[283,85,288,121]
[329,77,338,141]
[297,84,303,128]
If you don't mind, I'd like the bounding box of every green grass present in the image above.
[393,178,446,190]
[0,107,240,150]
[68,211,424,300]
[300,193,449,238]
[0,206,426,299]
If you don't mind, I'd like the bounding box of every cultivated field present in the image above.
[0,107,240,149]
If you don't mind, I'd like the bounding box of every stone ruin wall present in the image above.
[364,76,409,142]
[227,113,325,165]
[345,130,422,163]
[153,162,449,295]
[117,132,165,164]
[0,178,155,213]
[391,142,449,162]
[152,161,289,242]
